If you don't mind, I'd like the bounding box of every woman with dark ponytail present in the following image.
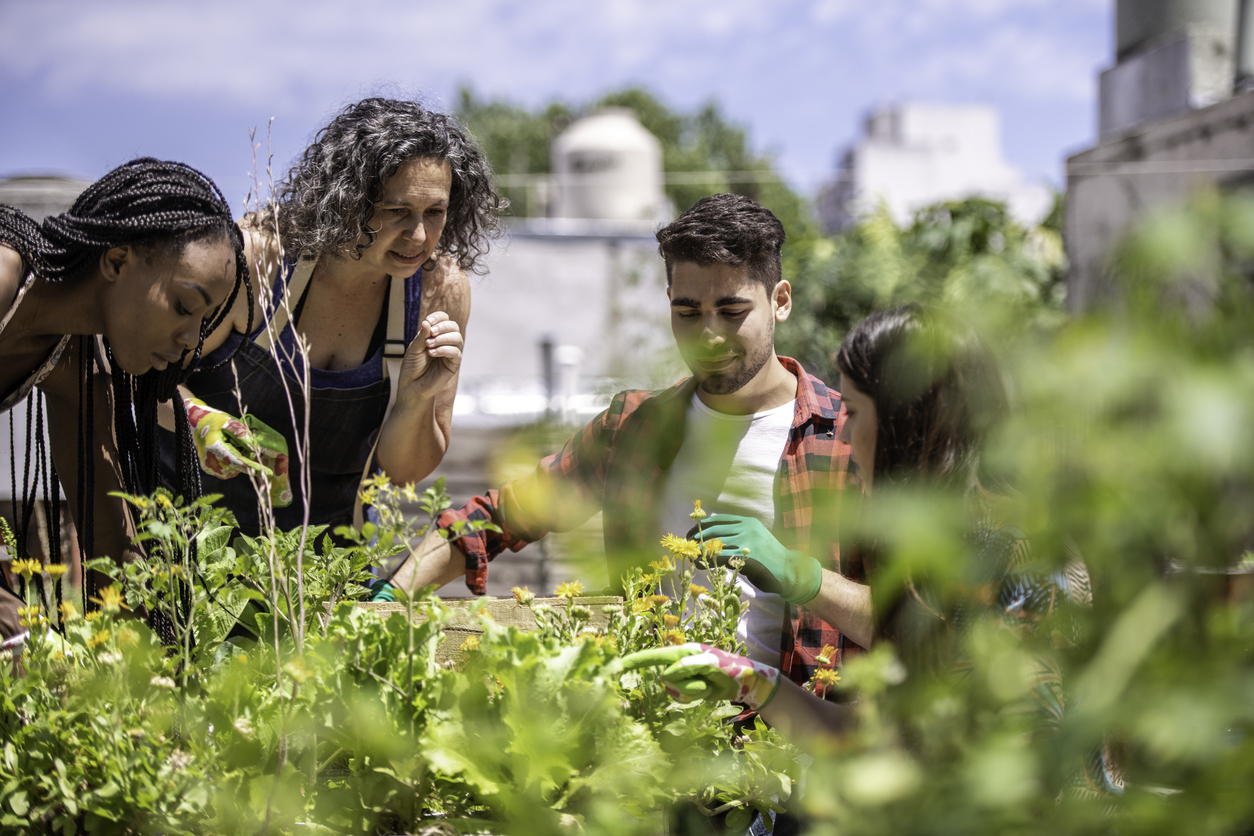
[0,157,249,648]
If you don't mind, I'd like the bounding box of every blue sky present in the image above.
[0,0,1111,210]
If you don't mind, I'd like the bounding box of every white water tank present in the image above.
[551,108,664,221]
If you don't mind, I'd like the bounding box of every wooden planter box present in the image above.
[358,596,621,667]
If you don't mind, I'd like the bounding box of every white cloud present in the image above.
[0,0,1109,188]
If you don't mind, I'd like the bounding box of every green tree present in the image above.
[455,86,814,242]
[777,195,1067,381]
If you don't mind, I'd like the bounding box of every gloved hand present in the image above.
[184,398,292,507]
[621,642,782,710]
[689,514,822,605]
[367,580,397,603]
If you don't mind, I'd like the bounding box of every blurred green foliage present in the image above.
[793,188,1254,835]
[456,85,815,243]
[778,195,1068,382]
[4,184,1254,835]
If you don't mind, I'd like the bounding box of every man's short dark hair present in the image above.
[655,193,786,293]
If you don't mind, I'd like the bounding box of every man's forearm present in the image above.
[759,678,854,743]
[390,529,468,595]
[804,568,874,650]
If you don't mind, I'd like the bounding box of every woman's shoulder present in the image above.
[420,253,470,322]
[0,244,28,320]
[240,211,285,280]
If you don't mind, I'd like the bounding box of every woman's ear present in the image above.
[773,279,792,322]
[99,245,132,284]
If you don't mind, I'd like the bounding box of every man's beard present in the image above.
[695,339,774,396]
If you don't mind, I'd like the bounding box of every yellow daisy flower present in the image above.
[661,629,687,646]
[90,585,125,613]
[554,581,584,600]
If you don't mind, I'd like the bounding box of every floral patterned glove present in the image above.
[620,642,782,710]
[183,398,292,507]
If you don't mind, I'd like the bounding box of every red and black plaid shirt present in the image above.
[439,356,864,686]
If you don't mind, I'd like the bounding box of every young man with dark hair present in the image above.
[393,193,869,687]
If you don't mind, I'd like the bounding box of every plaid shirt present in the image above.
[439,356,864,686]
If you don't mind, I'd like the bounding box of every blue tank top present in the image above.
[157,258,424,533]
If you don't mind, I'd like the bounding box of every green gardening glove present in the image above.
[184,398,292,507]
[621,643,782,710]
[367,580,397,603]
[689,514,822,605]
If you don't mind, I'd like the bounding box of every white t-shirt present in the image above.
[657,393,796,666]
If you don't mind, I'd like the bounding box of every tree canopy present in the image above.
[455,86,814,242]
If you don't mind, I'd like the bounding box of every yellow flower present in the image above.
[460,635,481,652]
[689,499,707,520]
[811,668,841,695]
[18,605,44,628]
[58,601,78,623]
[661,629,687,646]
[511,586,535,606]
[689,584,710,597]
[639,573,656,586]
[10,558,41,577]
[649,555,676,574]
[90,585,125,613]
[662,613,680,627]
[647,594,671,609]
[402,484,419,503]
[84,611,102,623]
[816,645,838,666]
[87,629,112,649]
[631,597,652,614]
[661,535,700,561]
[702,539,724,560]
[282,658,310,684]
[156,493,173,510]
[44,563,69,579]
[554,581,584,600]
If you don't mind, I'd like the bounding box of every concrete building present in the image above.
[817,102,1054,234]
[453,108,677,429]
[1066,0,1254,310]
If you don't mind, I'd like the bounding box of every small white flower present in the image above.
[150,676,177,690]
[98,651,122,665]
[168,750,193,771]
[233,716,254,736]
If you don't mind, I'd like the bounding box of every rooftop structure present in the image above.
[817,102,1053,234]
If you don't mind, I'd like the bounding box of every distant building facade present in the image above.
[817,102,1053,234]
[453,109,677,428]
[1066,0,1254,310]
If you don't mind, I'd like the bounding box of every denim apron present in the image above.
[157,257,423,534]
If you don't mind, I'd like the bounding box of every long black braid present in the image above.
[0,158,253,642]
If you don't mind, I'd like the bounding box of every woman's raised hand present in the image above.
[400,311,463,403]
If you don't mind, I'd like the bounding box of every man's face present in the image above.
[668,261,789,396]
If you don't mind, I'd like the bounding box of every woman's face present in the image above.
[356,157,453,278]
[101,236,237,375]
[838,375,878,491]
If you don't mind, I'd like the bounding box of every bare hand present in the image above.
[399,311,462,403]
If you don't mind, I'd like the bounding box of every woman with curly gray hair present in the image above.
[158,98,505,536]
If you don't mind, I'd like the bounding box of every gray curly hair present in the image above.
[275,98,506,274]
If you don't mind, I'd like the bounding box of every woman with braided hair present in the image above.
[0,157,248,647]
[160,98,505,543]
